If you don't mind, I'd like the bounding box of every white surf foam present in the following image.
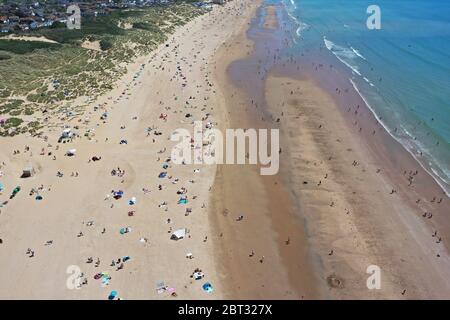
[324,37,362,76]
[350,46,366,60]
[349,78,450,197]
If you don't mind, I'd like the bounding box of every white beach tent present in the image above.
[66,149,77,156]
[61,128,73,138]
[171,228,186,240]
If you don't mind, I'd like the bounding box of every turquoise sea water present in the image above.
[277,0,450,193]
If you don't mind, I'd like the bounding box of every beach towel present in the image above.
[156,282,166,294]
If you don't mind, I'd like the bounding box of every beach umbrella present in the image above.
[202,282,213,293]
[108,290,117,300]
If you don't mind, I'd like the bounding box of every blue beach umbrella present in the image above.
[202,283,213,293]
[108,290,117,300]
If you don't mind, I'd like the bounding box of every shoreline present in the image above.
[213,0,450,298]
[210,1,320,299]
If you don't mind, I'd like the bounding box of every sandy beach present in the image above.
[0,0,261,299]
[1,0,449,300]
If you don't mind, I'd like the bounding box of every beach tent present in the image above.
[100,112,108,120]
[119,227,130,235]
[66,149,77,156]
[21,166,35,178]
[156,282,167,294]
[178,196,188,205]
[171,228,186,240]
[113,190,124,199]
[0,182,4,192]
[62,128,73,138]
[193,272,204,280]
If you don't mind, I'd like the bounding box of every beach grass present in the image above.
[0,2,208,136]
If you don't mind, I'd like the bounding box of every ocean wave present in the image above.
[324,37,362,76]
[349,78,450,196]
[296,22,309,36]
[350,46,366,60]
[282,0,308,38]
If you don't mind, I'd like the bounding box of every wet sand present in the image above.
[264,6,278,30]
[211,0,450,299]
[210,2,319,299]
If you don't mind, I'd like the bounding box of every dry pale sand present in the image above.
[0,0,260,299]
[81,40,102,52]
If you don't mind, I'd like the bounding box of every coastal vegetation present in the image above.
[0,2,209,136]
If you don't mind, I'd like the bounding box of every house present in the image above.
[8,16,20,23]
[19,24,29,31]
